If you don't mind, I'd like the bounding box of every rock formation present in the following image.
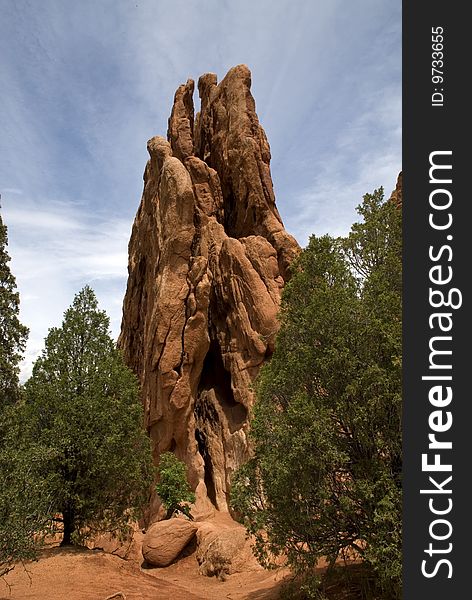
[390,171,403,208]
[119,65,300,517]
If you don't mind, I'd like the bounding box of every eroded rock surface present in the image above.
[195,520,258,579]
[119,65,300,517]
[142,519,198,567]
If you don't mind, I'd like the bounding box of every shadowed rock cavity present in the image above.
[119,65,300,518]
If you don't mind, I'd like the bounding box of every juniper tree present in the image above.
[0,408,55,577]
[22,286,154,545]
[232,188,402,598]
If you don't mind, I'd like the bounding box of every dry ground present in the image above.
[1,538,288,600]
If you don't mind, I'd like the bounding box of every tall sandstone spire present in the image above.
[119,65,300,517]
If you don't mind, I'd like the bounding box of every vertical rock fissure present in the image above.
[194,394,220,508]
[198,337,247,434]
[176,282,193,377]
[195,428,217,508]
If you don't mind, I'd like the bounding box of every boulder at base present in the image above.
[195,520,260,579]
[142,518,198,567]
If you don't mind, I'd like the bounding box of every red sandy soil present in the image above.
[1,543,288,600]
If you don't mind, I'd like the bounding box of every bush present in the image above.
[156,452,196,519]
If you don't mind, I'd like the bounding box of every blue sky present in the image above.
[0,0,401,379]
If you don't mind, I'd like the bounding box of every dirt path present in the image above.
[1,546,288,600]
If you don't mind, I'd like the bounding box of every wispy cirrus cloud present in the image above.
[2,197,131,380]
[283,82,402,243]
[0,0,401,379]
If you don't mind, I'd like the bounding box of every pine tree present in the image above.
[0,208,28,408]
[21,286,154,545]
[0,207,36,577]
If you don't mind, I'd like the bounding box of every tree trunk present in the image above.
[60,505,75,546]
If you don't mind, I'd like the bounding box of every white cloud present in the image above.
[2,197,131,381]
[281,81,401,244]
[5,208,85,232]
[0,0,401,380]
[287,152,400,244]
[1,187,23,195]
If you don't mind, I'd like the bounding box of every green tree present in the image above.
[231,188,401,598]
[155,452,196,519]
[0,209,34,577]
[0,406,55,577]
[21,286,154,546]
[0,210,28,408]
